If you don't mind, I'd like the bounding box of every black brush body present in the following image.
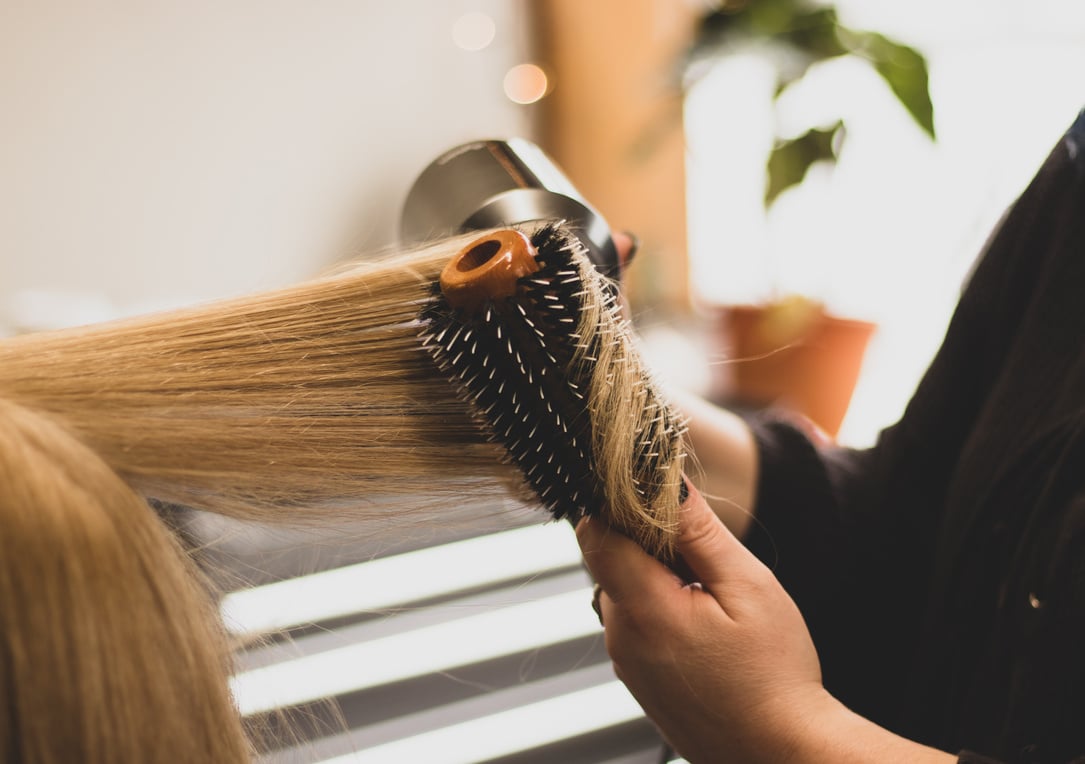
[419,225,685,542]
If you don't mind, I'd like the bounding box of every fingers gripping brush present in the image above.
[418,225,688,561]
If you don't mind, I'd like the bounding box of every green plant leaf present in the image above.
[687,0,845,69]
[745,0,818,37]
[768,6,846,98]
[841,29,935,139]
[765,121,844,206]
[778,6,846,60]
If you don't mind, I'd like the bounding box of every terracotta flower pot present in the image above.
[709,298,876,438]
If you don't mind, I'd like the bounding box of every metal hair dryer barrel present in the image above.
[400,138,618,277]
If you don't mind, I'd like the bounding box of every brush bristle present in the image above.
[419,225,685,554]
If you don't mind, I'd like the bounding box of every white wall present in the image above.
[0,1,534,332]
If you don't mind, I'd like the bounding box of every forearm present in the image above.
[679,695,957,764]
[669,387,758,538]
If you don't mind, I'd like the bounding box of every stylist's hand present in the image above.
[577,482,831,761]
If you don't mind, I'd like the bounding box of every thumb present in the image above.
[676,480,770,614]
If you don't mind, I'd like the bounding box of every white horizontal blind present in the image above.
[189,511,670,764]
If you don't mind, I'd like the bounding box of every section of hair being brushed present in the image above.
[0,233,509,523]
[420,226,688,559]
[0,224,685,547]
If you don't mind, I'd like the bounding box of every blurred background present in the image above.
[3,1,1084,762]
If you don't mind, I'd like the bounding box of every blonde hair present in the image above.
[0,398,249,763]
[0,236,503,523]
[0,228,684,760]
[564,245,686,555]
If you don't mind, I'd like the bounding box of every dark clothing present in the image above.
[743,110,1085,764]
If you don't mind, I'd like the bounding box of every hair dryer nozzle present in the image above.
[400,139,619,278]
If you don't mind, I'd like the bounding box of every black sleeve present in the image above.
[957,752,1007,764]
[958,754,1085,764]
[739,108,1085,724]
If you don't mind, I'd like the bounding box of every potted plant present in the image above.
[685,0,936,436]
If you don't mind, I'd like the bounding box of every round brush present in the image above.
[419,224,687,560]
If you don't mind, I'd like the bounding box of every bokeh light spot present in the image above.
[452,12,496,52]
[503,63,548,104]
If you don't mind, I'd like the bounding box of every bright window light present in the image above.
[320,680,643,764]
[231,586,600,716]
[220,521,581,636]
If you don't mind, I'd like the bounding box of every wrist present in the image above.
[781,690,956,764]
